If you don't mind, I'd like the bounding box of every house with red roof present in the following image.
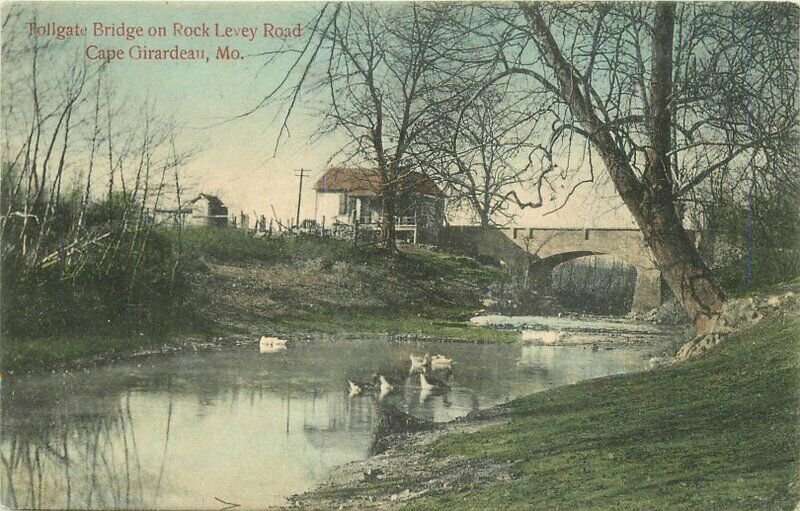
[312,167,444,244]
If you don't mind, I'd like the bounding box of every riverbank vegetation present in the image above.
[1,226,513,370]
[173,228,514,341]
[1,21,203,369]
[702,195,800,296]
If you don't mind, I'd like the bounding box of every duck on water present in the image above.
[259,336,288,353]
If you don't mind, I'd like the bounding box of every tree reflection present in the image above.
[1,385,175,509]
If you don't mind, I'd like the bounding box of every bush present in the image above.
[702,194,800,294]
[2,220,195,340]
[164,227,375,266]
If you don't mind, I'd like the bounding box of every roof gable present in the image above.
[313,167,442,197]
[188,193,226,209]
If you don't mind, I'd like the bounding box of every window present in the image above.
[338,193,348,215]
[359,197,372,224]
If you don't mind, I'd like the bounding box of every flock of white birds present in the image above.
[257,336,455,401]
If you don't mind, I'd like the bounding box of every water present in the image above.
[1,334,661,509]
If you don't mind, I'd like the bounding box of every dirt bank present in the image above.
[187,250,503,335]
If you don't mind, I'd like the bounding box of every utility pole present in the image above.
[295,168,307,228]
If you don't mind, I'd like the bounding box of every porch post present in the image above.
[413,206,418,244]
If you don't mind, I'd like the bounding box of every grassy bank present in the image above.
[2,329,200,372]
[394,316,799,510]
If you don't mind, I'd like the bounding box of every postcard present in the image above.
[1,2,798,510]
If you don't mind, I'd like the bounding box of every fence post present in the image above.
[353,218,359,246]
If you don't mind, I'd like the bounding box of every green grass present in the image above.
[401,317,800,511]
[169,226,506,282]
[727,275,800,299]
[173,228,513,342]
[1,320,225,372]
[2,334,165,372]
[397,245,509,287]
[270,308,519,343]
[166,226,374,265]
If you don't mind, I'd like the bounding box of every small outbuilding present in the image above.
[153,193,229,227]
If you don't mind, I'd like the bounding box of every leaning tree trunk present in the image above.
[635,192,725,333]
[636,2,725,332]
[523,2,725,333]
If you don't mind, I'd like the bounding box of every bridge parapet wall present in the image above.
[501,227,658,270]
[441,225,666,312]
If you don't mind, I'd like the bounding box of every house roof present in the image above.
[188,193,227,209]
[313,167,443,197]
[154,194,227,215]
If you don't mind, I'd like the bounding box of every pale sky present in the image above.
[4,1,637,229]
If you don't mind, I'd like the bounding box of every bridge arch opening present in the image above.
[548,254,637,315]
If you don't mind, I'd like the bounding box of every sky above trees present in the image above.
[4,2,633,228]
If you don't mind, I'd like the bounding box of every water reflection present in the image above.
[1,336,654,509]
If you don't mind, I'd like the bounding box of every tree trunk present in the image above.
[522,2,725,333]
[639,2,725,332]
[481,187,491,227]
[380,190,397,252]
[635,192,724,332]
[479,209,490,228]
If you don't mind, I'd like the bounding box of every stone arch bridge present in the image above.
[439,226,672,312]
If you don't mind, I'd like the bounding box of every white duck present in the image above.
[259,336,287,353]
[420,368,449,391]
[260,336,288,346]
[347,374,378,397]
[378,375,394,398]
[430,354,453,370]
[347,380,363,397]
[409,353,430,373]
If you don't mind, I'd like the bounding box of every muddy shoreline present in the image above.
[8,316,684,378]
[279,405,520,510]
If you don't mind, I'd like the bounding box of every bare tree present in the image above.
[457,2,797,332]
[1,4,194,285]
[251,3,465,251]
[413,84,546,227]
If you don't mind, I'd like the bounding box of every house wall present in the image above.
[186,197,210,226]
[316,192,353,226]
[315,191,443,243]
[186,197,229,227]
